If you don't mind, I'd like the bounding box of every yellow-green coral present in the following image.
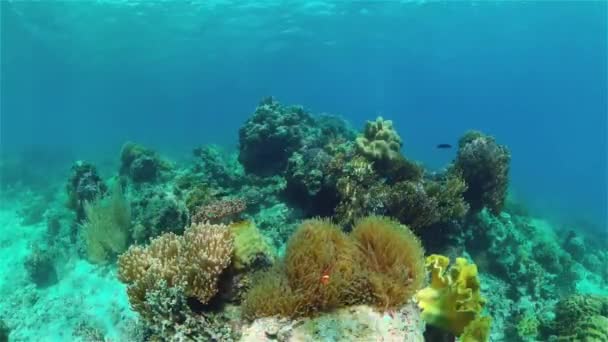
[117,222,233,316]
[461,316,492,342]
[229,220,274,271]
[415,255,486,336]
[355,117,403,162]
[81,182,130,263]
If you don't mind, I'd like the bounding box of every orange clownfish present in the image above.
[320,267,331,285]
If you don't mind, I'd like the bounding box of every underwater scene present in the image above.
[1,1,607,341]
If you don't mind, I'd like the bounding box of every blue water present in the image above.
[1,1,606,229]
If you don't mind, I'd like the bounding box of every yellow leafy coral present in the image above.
[117,222,233,315]
[415,255,487,336]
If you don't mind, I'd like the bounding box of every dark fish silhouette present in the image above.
[437,143,452,149]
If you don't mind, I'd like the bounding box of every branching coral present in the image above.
[454,131,510,215]
[118,222,233,316]
[415,255,487,336]
[352,216,426,309]
[80,182,131,263]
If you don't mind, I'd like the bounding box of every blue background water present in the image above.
[1,1,606,229]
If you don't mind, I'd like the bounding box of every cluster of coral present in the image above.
[4,97,606,341]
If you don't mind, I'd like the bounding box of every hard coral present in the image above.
[238,97,317,176]
[415,255,487,336]
[118,222,233,316]
[120,142,170,183]
[191,199,247,225]
[130,187,189,243]
[355,117,403,164]
[454,131,510,215]
[383,173,469,230]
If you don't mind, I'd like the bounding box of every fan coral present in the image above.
[351,216,426,309]
[80,182,131,263]
[415,255,486,336]
[117,222,233,316]
[454,131,510,215]
[355,117,403,164]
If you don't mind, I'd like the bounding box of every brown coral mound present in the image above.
[118,222,233,316]
[352,216,426,309]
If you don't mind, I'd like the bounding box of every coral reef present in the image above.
[192,145,243,188]
[66,161,107,221]
[130,186,189,243]
[120,142,171,183]
[24,246,58,288]
[383,173,469,230]
[541,294,608,341]
[0,319,9,342]
[117,222,233,315]
[139,281,240,341]
[454,131,510,215]
[238,97,318,176]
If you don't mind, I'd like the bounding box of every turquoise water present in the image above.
[1,1,606,341]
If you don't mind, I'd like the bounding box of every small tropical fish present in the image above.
[320,266,331,285]
[436,143,452,149]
